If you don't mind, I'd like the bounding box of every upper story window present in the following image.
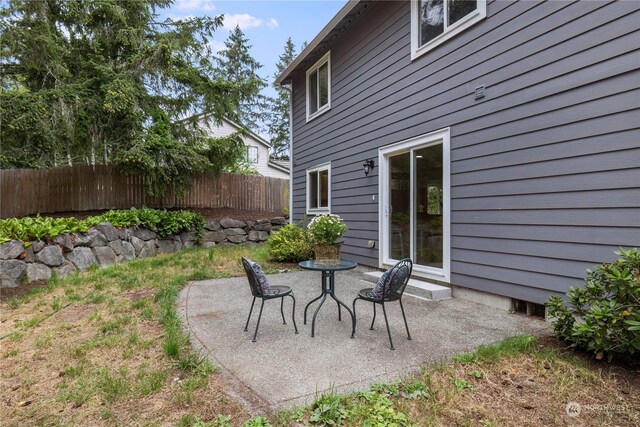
[306,51,331,122]
[411,0,486,60]
[246,146,258,164]
[307,163,331,214]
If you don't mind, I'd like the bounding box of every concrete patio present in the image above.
[178,270,548,414]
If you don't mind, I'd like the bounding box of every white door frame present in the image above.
[378,128,451,283]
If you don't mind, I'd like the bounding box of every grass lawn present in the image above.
[1,245,638,426]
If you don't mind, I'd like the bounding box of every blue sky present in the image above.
[164,0,347,91]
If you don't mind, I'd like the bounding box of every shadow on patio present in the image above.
[178,270,548,414]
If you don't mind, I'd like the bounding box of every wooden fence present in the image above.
[0,165,289,218]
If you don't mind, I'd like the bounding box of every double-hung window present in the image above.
[411,0,486,60]
[245,146,258,164]
[306,51,331,121]
[306,163,330,214]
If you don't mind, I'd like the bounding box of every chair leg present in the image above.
[381,302,394,350]
[280,297,286,324]
[290,294,298,334]
[244,296,256,332]
[370,303,376,330]
[399,298,411,340]
[351,297,358,338]
[252,299,265,342]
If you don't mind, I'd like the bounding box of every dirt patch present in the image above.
[124,289,156,302]
[0,281,49,303]
[56,304,97,323]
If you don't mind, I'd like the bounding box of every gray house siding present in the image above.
[289,0,640,303]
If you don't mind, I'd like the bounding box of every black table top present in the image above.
[298,260,358,271]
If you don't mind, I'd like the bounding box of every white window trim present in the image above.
[305,51,331,122]
[246,146,259,164]
[378,128,451,283]
[306,162,331,214]
[410,0,486,61]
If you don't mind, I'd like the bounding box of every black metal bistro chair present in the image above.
[241,257,298,342]
[351,258,413,350]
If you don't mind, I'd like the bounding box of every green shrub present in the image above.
[0,208,205,244]
[266,224,312,262]
[546,248,640,361]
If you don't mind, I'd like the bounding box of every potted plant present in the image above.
[307,214,348,264]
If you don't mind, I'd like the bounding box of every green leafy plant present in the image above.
[242,416,272,427]
[266,223,313,262]
[356,391,410,426]
[546,248,640,361]
[400,381,430,400]
[179,415,232,427]
[0,208,205,244]
[468,370,484,380]
[370,382,400,397]
[310,394,348,426]
[451,378,477,393]
[307,214,347,246]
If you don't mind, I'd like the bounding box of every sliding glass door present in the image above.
[414,144,443,269]
[380,129,450,280]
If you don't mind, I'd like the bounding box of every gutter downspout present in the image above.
[282,83,294,224]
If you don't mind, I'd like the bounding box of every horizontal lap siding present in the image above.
[291,0,640,302]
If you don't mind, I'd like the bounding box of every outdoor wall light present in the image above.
[363,159,375,176]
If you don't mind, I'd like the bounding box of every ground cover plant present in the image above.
[0,207,205,244]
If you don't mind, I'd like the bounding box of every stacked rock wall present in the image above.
[0,216,287,287]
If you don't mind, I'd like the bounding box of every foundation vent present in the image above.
[513,299,546,319]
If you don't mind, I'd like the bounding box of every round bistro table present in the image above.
[298,260,358,337]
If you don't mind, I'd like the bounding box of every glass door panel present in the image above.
[414,144,443,268]
[388,152,410,260]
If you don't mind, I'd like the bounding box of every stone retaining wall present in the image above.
[0,216,287,287]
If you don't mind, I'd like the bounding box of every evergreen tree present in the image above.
[0,0,250,196]
[217,26,269,134]
[268,38,296,159]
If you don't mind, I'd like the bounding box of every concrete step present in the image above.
[362,271,452,301]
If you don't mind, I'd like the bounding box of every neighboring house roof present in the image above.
[206,114,272,149]
[268,159,290,174]
[197,114,289,178]
[275,0,371,85]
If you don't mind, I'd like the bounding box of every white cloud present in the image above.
[207,40,226,54]
[222,13,279,30]
[175,0,217,12]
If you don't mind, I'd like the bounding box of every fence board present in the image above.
[0,166,288,218]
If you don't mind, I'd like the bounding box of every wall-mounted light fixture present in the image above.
[363,159,375,176]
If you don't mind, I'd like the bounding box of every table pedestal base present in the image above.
[304,270,355,337]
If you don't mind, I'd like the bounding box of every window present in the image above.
[411,0,486,60]
[306,163,330,213]
[246,146,258,164]
[306,51,331,121]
